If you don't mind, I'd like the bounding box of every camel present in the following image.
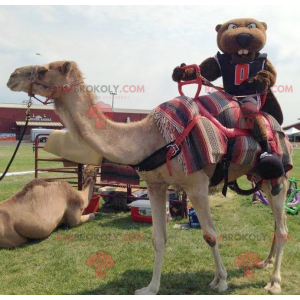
[0,166,97,248]
[7,61,290,294]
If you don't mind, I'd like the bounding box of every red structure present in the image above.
[283,120,300,131]
[0,103,151,140]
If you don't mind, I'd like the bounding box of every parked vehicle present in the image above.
[30,128,54,143]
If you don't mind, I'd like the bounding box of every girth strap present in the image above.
[129,141,181,172]
[222,138,236,197]
[228,180,262,196]
[130,115,201,174]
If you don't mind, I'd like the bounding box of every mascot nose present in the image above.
[236,33,252,47]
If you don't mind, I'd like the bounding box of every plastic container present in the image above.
[83,194,100,214]
[188,207,201,228]
[130,200,169,223]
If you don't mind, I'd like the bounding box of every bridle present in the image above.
[28,65,84,105]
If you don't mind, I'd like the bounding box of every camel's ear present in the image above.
[61,61,72,75]
[261,22,267,30]
[215,24,222,32]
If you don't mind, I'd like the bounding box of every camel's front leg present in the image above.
[183,171,227,292]
[262,177,288,294]
[135,182,168,295]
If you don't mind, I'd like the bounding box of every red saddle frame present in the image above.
[178,64,251,139]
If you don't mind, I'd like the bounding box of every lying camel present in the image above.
[0,167,97,248]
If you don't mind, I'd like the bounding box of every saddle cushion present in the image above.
[153,93,292,175]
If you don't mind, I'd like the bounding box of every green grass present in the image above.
[0,146,300,295]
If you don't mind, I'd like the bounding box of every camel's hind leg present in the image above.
[183,171,227,292]
[0,211,28,248]
[135,182,168,295]
[0,231,28,249]
[261,176,288,294]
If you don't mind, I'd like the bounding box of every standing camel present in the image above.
[7,61,290,294]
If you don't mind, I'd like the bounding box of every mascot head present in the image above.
[216,18,267,64]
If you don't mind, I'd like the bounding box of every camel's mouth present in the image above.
[7,81,20,91]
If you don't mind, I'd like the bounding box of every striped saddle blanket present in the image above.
[153,92,292,175]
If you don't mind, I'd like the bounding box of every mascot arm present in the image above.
[199,57,222,81]
[172,57,221,82]
[244,59,277,94]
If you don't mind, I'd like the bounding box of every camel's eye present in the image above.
[248,23,257,29]
[38,68,48,76]
[228,23,237,29]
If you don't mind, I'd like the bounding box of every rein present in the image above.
[0,100,32,182]
[28,66,84,105]
[1,66,84,182]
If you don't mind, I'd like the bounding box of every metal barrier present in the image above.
[34,134,187,216]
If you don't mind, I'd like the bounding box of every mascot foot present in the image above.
[135,286,158,295]
[254,153,285,180]
[264,279,281,294]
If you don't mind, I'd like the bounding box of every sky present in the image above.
[0,4,300,126]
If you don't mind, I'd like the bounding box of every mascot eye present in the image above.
[228,23,237,29]
[247,23,257,29]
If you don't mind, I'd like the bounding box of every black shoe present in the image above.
[253,152,285,180]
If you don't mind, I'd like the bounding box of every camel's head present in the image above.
[7,61,83,100]
[83,166,99,201]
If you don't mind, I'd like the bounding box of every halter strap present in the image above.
[28,65,84,105]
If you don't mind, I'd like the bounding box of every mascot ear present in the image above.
[215,24,222,32]
[261,22,267,30]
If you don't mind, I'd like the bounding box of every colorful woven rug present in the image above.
[153,93,292,175]
[101,158,140,186]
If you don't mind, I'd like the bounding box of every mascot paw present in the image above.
[248,71,271,93]
[172,63,186,82]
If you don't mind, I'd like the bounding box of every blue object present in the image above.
[188,208,201,228]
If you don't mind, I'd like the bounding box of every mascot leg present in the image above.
[252,117,285,195]
[238,96,285,195]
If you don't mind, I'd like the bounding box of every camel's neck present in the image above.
[54,85,164,165]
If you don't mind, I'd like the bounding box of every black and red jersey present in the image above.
[214,51,267,96]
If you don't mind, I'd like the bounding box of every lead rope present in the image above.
[0,99,32,182]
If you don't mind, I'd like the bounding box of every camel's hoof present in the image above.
[263,262,274,269]
[257,260,273,269]
[209,278,218,290]
[217,280,228,292]
[209,278,228,292]
[134,286,158,295]
[89,213,95,221]
[264,282,281,294]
